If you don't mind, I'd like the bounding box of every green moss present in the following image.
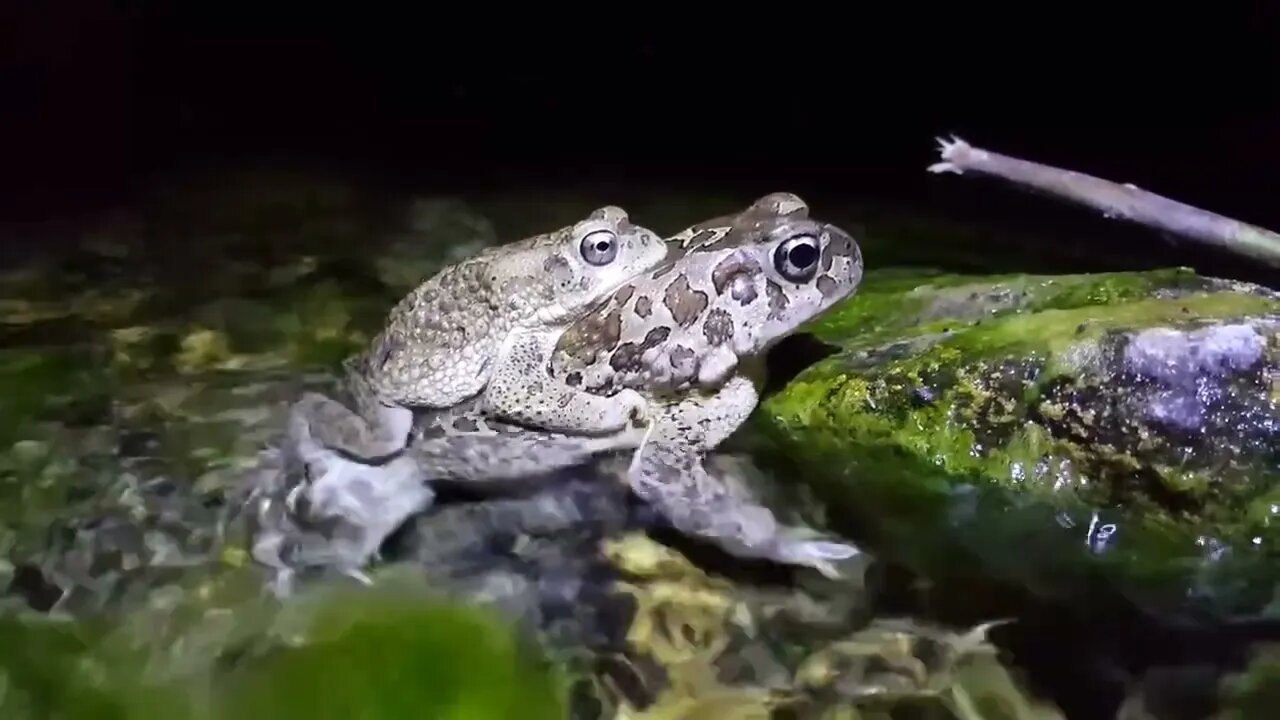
[802,267,1249,355]
[1028,266,1204,311]
[952,292,1279,372]
[0,614,139,720]
[772,286,1280,504]
[215,588,566,720]
[765,356,1075,503]
[758,270,1280,618]
[0,581,568,720]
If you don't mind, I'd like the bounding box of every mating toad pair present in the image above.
[259,192,864,583]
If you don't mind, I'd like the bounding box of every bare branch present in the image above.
[927,136,1280,269]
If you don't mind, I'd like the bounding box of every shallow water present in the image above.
[2,168,1278,719]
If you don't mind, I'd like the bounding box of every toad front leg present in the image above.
[625,374,861,579]
[288,361,415,462]
[480,329,649,436]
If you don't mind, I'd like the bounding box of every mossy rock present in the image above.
[754,267,1280,620]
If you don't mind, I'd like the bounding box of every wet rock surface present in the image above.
[755,268,1280,622]
[752,268,1280,717]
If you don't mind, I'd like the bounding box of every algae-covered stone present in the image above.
[755,267,1280,619]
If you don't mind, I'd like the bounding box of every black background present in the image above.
[5,3,1279,248]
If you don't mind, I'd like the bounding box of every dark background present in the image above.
[3,1,1279,281]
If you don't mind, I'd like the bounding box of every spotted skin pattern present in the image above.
[287,205,668,466]
[258,194,864,583]
[537,192,865,577]
[384,194,865,576]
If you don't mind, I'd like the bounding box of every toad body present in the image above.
[401,193,864,576]
[544,192,866,577]
[288,206,668,465]
[258,194,863,583]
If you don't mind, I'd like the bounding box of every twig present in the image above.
[926,136,1280,269]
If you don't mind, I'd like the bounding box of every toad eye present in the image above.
[773,233,820,282]
[580,229,619,266]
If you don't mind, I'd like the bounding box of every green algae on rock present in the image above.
[755,267,1280,619]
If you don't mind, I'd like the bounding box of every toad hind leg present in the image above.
[626,373,861,578]
[628,443,858,579]
[289,363,414,462]
[273,407,435,583]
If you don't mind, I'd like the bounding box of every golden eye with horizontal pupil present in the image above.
[580,229,619,265]
[773,234,821,282]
